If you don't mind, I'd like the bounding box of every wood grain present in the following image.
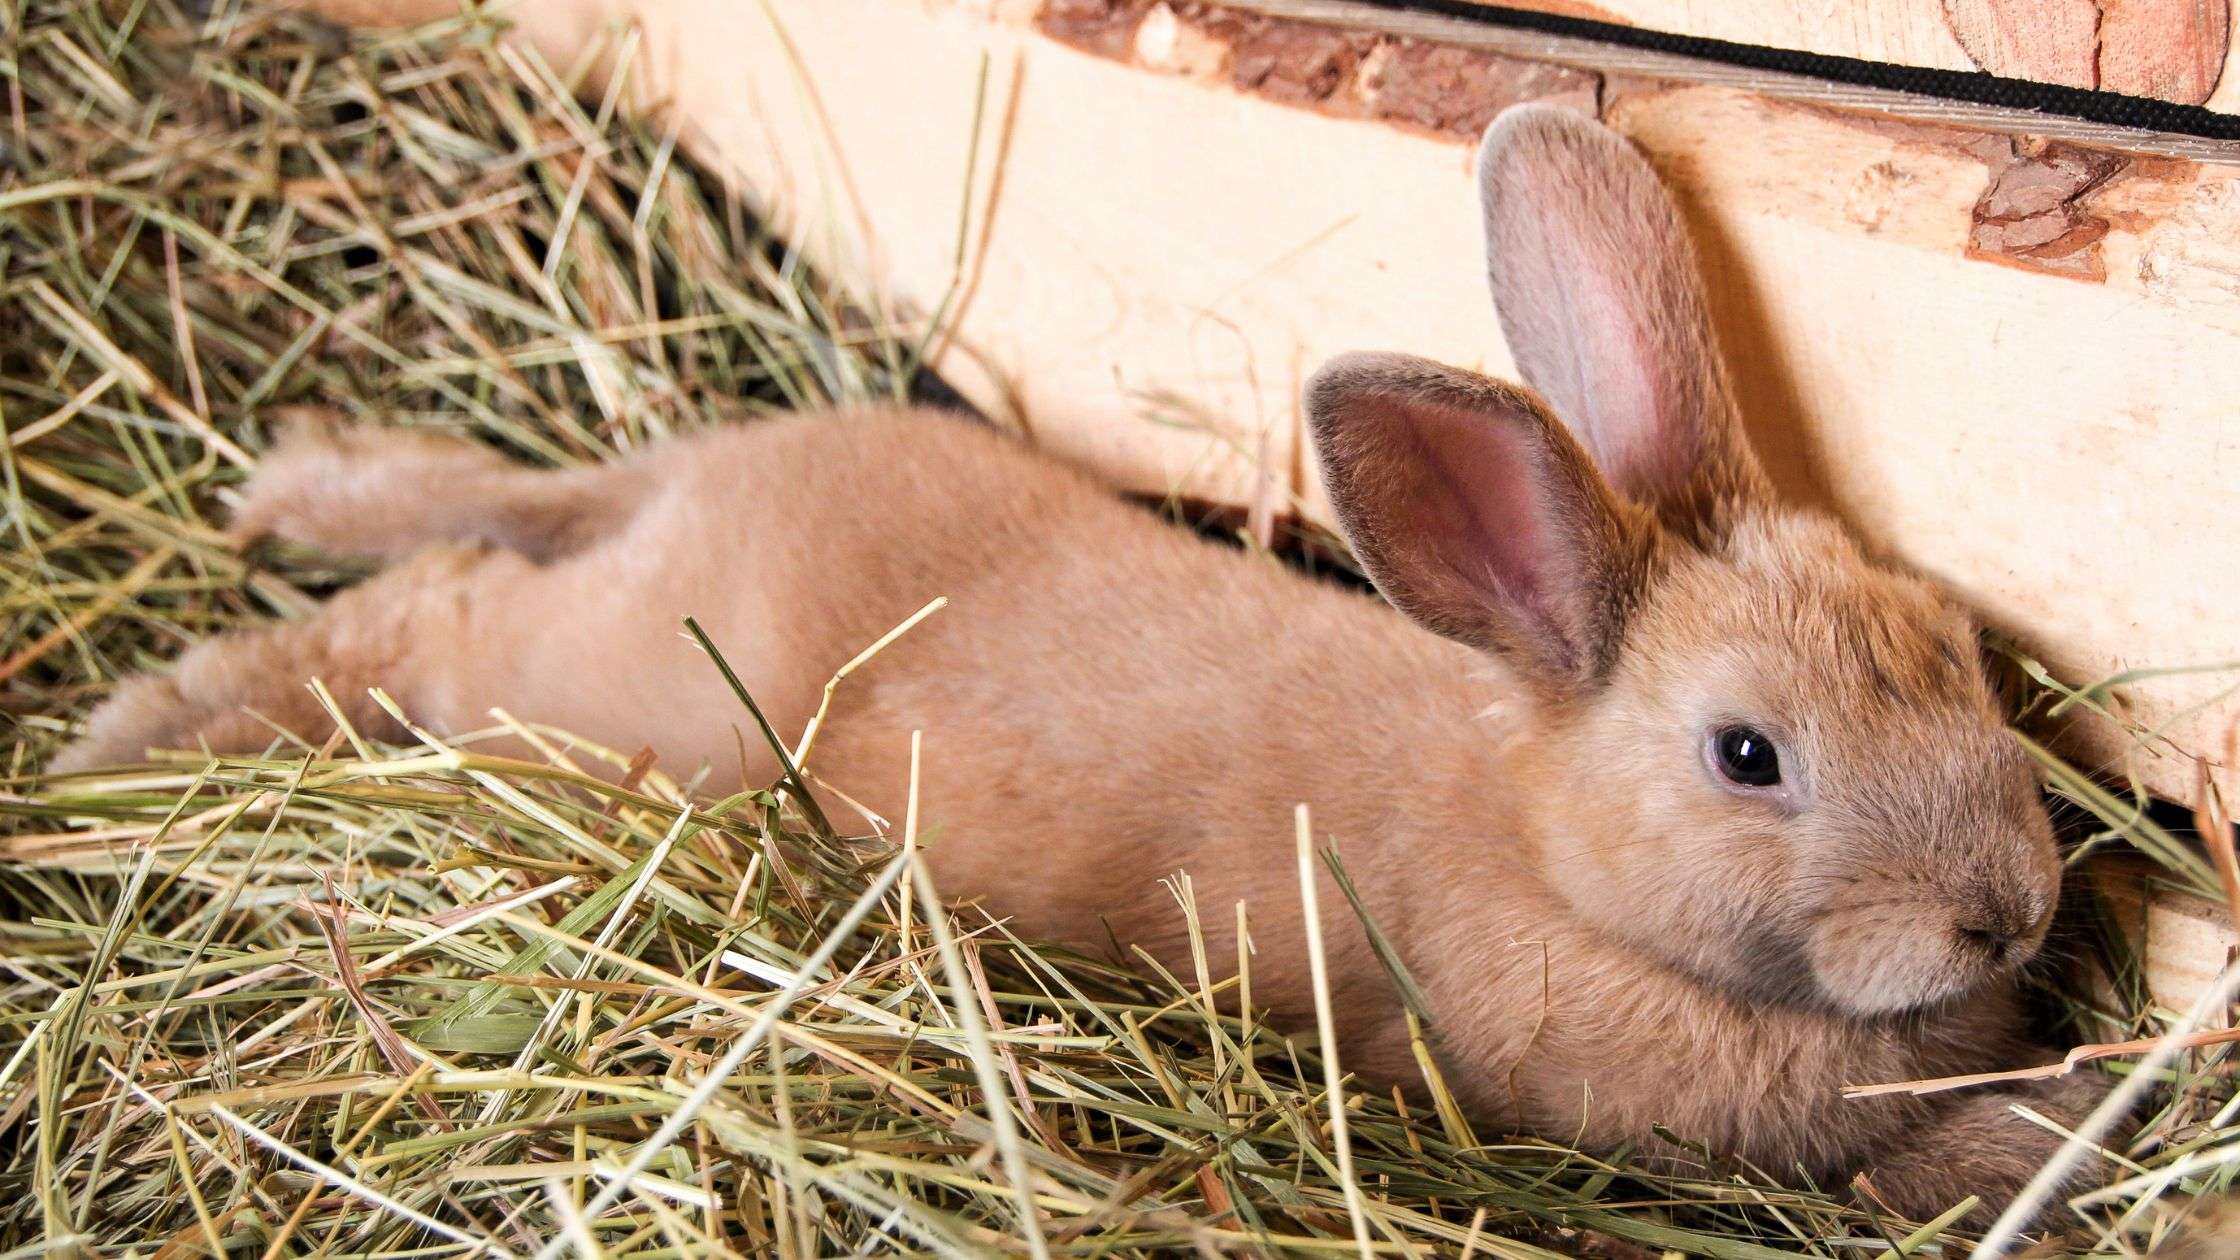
[2097,0,2236,105]
[1471,0,2240,109]
[1939,0,2101,91]
[2093,860,2240,1015]
[1226,0,2240,157]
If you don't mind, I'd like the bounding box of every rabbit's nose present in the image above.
[1952,889,2049,962]
[1956,920,2020,962]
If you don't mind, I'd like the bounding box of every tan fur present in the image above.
[55,106,2105,1227]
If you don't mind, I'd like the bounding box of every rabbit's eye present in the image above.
[1713,726,1781,788]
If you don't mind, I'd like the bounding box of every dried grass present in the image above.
[0,2,2235,1256]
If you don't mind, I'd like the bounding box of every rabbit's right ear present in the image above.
[1307,352,1658,690]
[1477,104,1769,541]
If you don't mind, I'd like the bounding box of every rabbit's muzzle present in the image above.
[1801,861,2057,1016]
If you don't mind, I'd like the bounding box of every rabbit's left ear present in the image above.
[1306,351,1660,691]
[1477,104,1770,542]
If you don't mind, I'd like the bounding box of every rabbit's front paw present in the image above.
[1856,1072,2113,1235]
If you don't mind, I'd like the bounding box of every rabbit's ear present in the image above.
[1477,104,1769,541]
[1307,352,1658,688]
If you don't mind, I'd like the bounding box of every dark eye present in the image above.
[1714,726,1782,788]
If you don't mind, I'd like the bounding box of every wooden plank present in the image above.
[1456,0,2240,111]
[306,0,2239,812]
[2093,859,2240,1015]
[1213,0,2240,161]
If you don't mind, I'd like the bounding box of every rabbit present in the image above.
[56,104,2107,1228]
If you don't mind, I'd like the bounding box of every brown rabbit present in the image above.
[57,105,2105,1227]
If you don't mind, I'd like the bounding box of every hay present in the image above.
[0,1,2232,1255]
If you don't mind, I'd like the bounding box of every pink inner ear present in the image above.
[1579,266,1706,507]
[1385,396,1577,672]
[1308,350,1634,681]
[1519,223,1700,512]
[1479,109,1731,523]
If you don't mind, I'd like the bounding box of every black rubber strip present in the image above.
[1363,0,2240,142]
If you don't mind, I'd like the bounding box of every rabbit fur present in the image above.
[57,105,2107,1227]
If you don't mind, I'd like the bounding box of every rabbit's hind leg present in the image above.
[50,627,405,773]
[232,414,655,564]
[52,542,533,772]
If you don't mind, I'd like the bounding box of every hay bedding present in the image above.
[0,1,2231,1255]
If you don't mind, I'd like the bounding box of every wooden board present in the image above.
[1169,0,2240,159]
[1463,0,2240,111]
[2093,860,2240,1016]
[307,0,2240,812]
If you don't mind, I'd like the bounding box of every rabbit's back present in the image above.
[425,410,1523,1061]
[465,410,1519,1012]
